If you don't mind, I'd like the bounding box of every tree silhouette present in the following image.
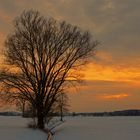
[0,10,98,129]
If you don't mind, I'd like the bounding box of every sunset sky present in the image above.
[0,0,140,112]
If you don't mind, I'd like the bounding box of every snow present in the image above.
[0,116,140,140]
[53,116,140,140]
[0,116,47,140]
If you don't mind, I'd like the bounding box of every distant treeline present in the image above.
[72,110,140,117]
[0,109,140,117]
[0,112,21,116]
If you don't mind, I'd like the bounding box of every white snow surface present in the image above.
[0,116,47,140]
[0,116,140,140]
[53,116,140,140]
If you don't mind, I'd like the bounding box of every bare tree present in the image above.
[0,10,98,129]
[16,97,26,117]
[16,97,35,118]
[56,92,69,121]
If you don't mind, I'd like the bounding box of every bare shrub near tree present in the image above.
[0,10,98,129]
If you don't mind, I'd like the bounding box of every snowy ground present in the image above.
[0,116,47,140]
[53,116,140,140]
[0,116,140,140]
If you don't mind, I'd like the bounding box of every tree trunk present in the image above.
[37,109,45,129]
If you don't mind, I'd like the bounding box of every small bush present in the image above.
[27,121,37,129]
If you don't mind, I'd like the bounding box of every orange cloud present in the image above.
[99,93,129,100]
[96,51,113,62]
[82,62,140,83]
[0,10,12,22]
[102,0,115,11]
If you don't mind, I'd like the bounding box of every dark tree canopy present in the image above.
[0,10,98,129]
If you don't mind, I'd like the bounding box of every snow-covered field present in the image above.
[0,116,140,140]
[0,116,47,140]
[54,116,140,140]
